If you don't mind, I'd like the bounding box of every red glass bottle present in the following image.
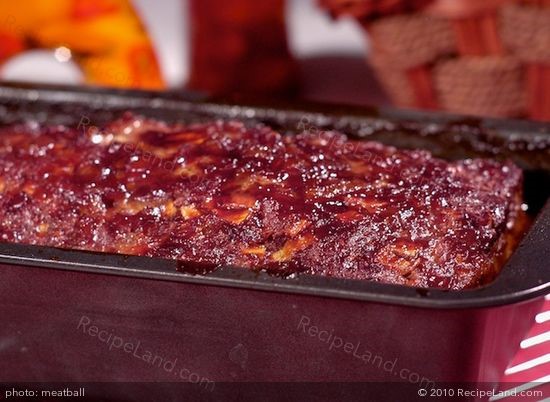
[187,0,297,96]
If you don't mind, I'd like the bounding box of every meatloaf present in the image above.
[0,114,527,289]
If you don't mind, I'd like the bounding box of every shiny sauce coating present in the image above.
[0,114,524,289]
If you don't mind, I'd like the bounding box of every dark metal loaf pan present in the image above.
[0,83,548,402]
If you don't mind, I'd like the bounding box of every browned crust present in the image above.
[0,115,528,290]
[474,192,529,288]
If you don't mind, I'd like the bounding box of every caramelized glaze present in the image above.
[0,114,525,289]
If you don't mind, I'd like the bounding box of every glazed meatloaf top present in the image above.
[0,114,525,289]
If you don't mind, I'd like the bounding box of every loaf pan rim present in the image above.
[0,82,548,309]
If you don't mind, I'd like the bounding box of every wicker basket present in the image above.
[320,0,550,121]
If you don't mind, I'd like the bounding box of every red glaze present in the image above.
[0,114,524,289]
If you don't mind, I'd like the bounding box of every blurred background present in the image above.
[0,0,548,120]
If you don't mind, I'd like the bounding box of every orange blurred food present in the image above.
[0,0,163,89]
